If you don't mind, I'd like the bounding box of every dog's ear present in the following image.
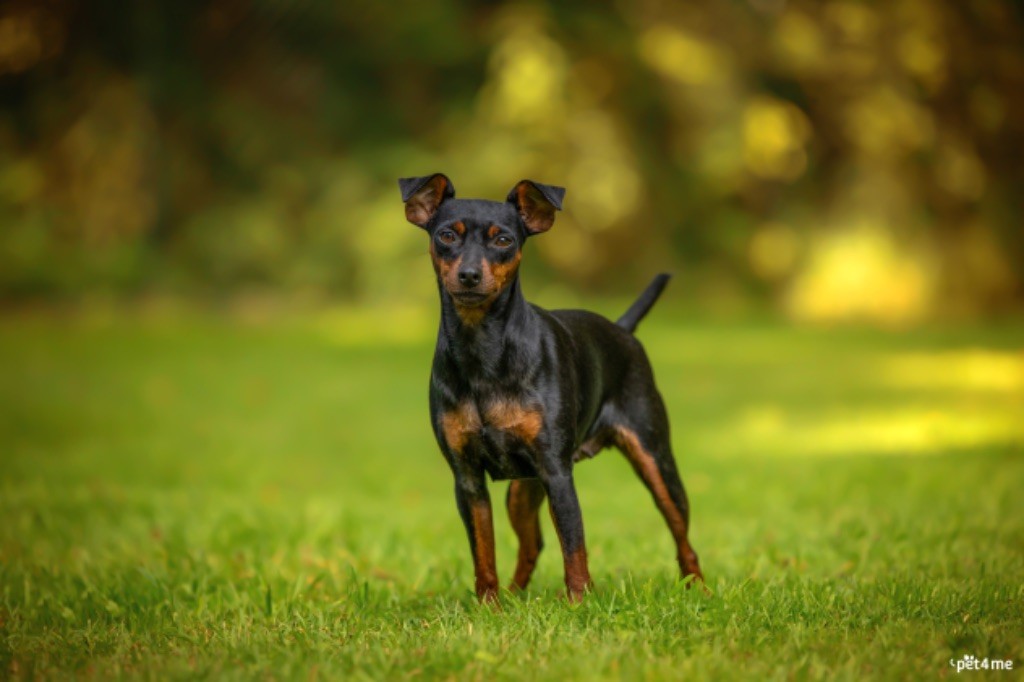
[507,180,565,235]
[399,174,455,228]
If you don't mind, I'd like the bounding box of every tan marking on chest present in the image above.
[455,304,488,327]
[440,402,481,453]
[484,400,543,443]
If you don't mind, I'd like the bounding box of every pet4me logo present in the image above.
[950,654,1014,673]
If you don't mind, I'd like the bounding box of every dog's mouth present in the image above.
[449,290,493,307]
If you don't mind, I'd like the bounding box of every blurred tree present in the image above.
[0,0,1020,319]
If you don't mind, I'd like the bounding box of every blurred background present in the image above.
[0,0,1022,322]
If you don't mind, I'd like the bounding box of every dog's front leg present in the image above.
[453,469,499,602]
[544,472,593,602]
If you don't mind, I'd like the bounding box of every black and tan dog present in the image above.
[399,173,704,602]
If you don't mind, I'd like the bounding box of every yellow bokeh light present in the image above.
[786,222,936,323]
[774,11,825,71]
[742,97,811,181]
[703,402,1023,458]
[566,111,641,231]
[482,18,568,127]
[638,24,725,86]
[880,350,1024,393]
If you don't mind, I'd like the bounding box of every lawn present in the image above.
[1,307,1022,680]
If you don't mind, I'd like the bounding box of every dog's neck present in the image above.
[436,275,538,361]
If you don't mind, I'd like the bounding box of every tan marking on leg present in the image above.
[470,500,498,601]
[563,547,591,602]
[507,479,545,590]
[615,426,704,582]
[484,400,543,443]
[547,502,592,602]
[440,402,481,453]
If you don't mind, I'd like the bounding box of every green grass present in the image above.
[1,309,1022,680]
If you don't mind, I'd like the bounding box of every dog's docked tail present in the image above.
[616,273,671,333]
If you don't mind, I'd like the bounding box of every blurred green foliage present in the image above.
[0,0,1021,320]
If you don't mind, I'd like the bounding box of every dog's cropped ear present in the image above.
[507,180,565,235]
[399,174,455,228]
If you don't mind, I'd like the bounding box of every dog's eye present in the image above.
[493,235,514,248]
[436,230,458,245]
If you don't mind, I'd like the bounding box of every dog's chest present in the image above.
[439,397,543,480]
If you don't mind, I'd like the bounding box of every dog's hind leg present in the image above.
[506,478,546,591]
[614,424,704,582]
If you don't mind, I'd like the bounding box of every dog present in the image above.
[399,173,704,602]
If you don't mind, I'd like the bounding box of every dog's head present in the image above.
[399,174,564,318]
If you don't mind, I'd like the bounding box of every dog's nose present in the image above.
[458,268,482,287]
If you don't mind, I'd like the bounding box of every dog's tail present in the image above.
[616,273,671,334]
